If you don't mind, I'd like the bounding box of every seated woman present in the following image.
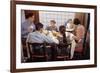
[65,19,75,32]
[73,18,85,59]
[57,25,76,59]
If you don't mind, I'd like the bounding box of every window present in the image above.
[39,11,75,29]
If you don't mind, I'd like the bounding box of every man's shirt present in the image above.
[21,20,35,38]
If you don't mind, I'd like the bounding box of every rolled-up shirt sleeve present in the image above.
[42,33,59,44]
[26,32,59,44]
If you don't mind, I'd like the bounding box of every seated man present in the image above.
[26,22,58,61]
[46,20,58,31]
[26,22,58,44]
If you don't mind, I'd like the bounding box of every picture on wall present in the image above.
[11,1,97,72]
[21,10,90,63]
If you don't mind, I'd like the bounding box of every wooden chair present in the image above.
[27,42,48,62]
[54,43,71,61]
[74,42,84,59]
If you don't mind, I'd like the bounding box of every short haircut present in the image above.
[50,20,56,24]
[25,12,34,19]
[35,22,43,30]
[73,18,81,25]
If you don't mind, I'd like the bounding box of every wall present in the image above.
[0,0,100,73]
